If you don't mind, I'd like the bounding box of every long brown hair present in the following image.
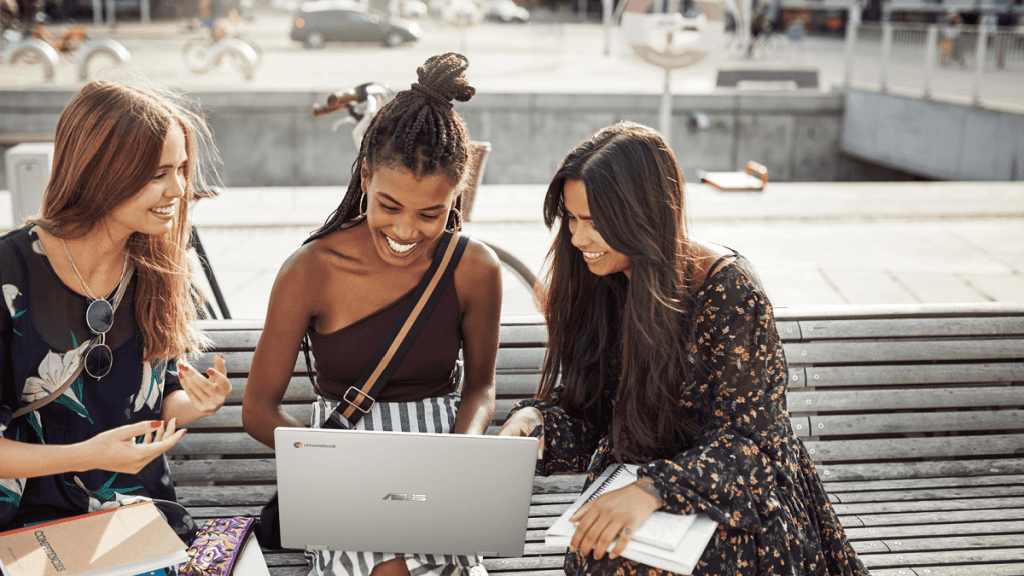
[30,80,218,362]
[306,52,476,242]
[537,121,702,463]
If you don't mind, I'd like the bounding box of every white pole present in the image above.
[660,69,672,146]
[105,0,115,27]
[972,21,990,105]
[740,0,752,57]
[602,0,614,56]
[140,0,150,24]
[92,0,102,25]
[923,24,937,98]
[844,5,860,88]
[879,20,893,92]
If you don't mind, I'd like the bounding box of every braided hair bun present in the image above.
[307,53,476,242]
[410,52,476,106]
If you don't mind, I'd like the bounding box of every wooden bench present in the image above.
[180,303,1024,576]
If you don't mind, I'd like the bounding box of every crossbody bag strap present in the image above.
[324,232,470,429]
[11,263,136,420]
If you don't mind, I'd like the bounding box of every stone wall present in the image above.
[843,90,1024,181]
[2,89,910,188]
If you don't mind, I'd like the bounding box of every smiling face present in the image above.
[103,123,188,240]
[361,161,457,267]
[562,178,632,279]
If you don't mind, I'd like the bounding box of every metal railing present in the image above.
[845,21,1024,110]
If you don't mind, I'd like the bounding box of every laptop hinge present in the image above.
[306,545,330,551]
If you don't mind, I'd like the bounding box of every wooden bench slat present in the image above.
[170,432,272,455]
[873,562,1024,576]
[497,324,547,346]
[845,520,1024,540]
[497,348,546,371]
[822,474,1024,493]
[785,339,1024,365]
[850,507,1024,527]
[857,547,1024,568]
[195,351,309,375]
[789,387,1024,413]
[804,363,1024,388]
[482,557,562,571]
[818,459,1024,483]
[806,434,1024,462]
[797,317,1024,340]
[810,410,1024,436]
[168,458,277,483]
[225,377,316,404]
[832,485,1024,504]
[175,485,277,506]
[189,404,311,429]
[832,496,1024,515]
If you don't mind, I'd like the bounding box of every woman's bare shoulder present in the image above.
[690,239,738,287]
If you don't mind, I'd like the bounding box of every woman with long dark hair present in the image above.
[0,81,231,540]
[242,53,501,576]
[500,122,867,576]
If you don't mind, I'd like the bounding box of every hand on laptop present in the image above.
[499,407,544,460]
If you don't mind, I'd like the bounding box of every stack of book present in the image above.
[0,501,188,576]
[545,465,718,575]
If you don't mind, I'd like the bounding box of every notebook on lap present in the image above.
[274,428,539,557]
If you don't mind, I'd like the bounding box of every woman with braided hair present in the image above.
[243,53,501,576]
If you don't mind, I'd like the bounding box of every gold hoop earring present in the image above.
[445,207,463,232]
[352,192,368,222]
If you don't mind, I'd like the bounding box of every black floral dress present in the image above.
[0,227,194,540]
[510,254,868,576]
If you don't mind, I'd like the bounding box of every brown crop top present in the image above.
[308,279,463,403]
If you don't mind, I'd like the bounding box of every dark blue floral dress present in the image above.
[510,254,868,576]
[0,226,191,538]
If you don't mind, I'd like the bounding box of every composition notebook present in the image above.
[0,501,188,576]
[546,464,719,575]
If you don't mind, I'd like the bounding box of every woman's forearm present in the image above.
[453,381,495,435]
[242,398,306,449]
[0,438,90,479]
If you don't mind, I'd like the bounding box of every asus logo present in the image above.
[383,493,426,501]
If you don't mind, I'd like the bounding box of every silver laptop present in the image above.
[274,427,539,557]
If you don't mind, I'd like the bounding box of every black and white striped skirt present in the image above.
[305,392,482,576]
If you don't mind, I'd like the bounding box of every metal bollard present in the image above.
[76,38,131,81]
[206,38,259,81]
[1,38,60,82]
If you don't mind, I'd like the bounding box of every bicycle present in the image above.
[181,18,263,76]
[748,27,786,60]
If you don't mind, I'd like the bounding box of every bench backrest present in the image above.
[176,305,1024,487]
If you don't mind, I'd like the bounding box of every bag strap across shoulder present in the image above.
[11,263,136,420]
[324,231,469,429]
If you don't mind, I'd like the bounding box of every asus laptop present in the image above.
[274,428,540,557]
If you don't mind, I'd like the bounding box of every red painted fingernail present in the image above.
[207,369,214,375]
[151,421,161,428]
[180,365,189,372]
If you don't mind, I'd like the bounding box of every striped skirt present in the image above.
[305,392,482,576]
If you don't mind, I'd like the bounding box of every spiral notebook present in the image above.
[545,464,718,575]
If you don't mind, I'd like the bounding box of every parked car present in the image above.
[482,0,528,23]
[290,3,422,48]
[401,0,429,18]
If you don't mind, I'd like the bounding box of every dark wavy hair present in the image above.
[537,121,702,463]
[306,52,476,242]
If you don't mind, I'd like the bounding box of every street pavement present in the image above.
[2,7,1020,108]
[174,181,1024,319]
[1,8,1021,319]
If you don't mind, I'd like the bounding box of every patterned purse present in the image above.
[179,516,257,576]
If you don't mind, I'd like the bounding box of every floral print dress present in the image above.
[0,227,191,537]
[510,254,869,576]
